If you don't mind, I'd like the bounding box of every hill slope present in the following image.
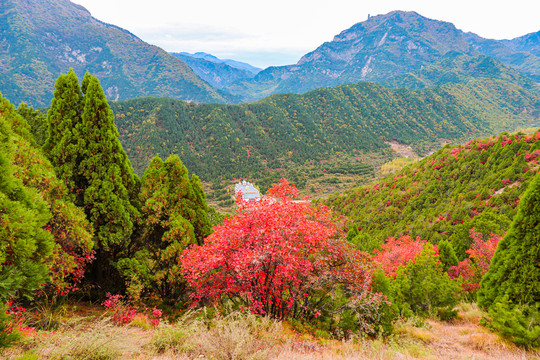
[0,0,231,106]
[110,78,538,197]
[326,131,540,258]
[225,11,540,102]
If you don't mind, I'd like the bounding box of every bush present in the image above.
[392,245,461,317]
[181,179,383,330]
[486,297,540,349]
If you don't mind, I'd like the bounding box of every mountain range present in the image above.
[0,0,233,106]
[170,52,261,89]
[224,11,540,102]
[1,2,538,107]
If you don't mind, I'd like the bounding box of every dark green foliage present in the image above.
[111,79,537,190]
[1,90,93,298]
[78,74,139,256]
[44,69,84,205]
[44,72,140,291]
[117,154,212,304]
[486,297,540,348]
[328,132,540,257]
[391,245,461,316]
[478,171,540,308]
[16,103,47,146]
[0,94,54,300]
[438,240,459,271]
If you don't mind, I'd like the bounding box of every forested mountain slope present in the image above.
[170,52,259,89]
[225,11,540,102]
[0,0,232,106]
[111,78,538,193]
[381,53,537,90]
[326,131,540,259]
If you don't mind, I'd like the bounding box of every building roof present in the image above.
[235,180,261,201]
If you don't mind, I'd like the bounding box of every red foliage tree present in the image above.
[181,179,380,321]
[373,235,437,278]
[448,228,501,293]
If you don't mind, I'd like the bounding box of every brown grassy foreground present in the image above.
[4,303,539,360]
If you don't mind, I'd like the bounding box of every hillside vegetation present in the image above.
[111,78,538,201]
[0,0,232,106]
[327,131,540,259]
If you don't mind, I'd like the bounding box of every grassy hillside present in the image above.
[326,130,540,258]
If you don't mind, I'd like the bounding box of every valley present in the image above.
[0,0,539,357]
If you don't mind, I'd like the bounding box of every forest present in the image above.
[0,70,538,359]
[109,77,538,197]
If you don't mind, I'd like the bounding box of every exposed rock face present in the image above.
[225,11,540,102]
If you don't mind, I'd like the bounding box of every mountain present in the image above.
[178,52,261,74]
[170,52,260,89]
[109,77,538,201]
[0,0,232,106]
[464,32,540,82]
[326,130,540,259]
[381,52,538,90]
[501,31,540,57]
[224,11,540,102]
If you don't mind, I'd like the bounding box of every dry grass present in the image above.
[4,303,540,360]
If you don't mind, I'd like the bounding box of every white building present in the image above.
[235,180,261,202]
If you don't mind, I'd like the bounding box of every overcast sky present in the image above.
[72,0,539,69]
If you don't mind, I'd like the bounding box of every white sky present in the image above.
[72,0,540,69]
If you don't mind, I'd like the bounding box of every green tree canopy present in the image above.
[118,154,211,304]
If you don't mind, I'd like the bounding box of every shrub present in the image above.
[486,297,540,349]
[392,245,461,317]
[181,179,383,333]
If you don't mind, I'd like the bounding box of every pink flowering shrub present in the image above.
[102,293,162,327]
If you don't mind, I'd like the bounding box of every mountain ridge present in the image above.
[0,0,233,106]
[224,11,540,102]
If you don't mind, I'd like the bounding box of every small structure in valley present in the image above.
[235,180,261,202]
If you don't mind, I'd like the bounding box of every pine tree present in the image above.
[476,172,540,347]
[44,72,140,291]
[44,69,84,204]
[78,74,139,262]
[117,154,211,303]
[478,172,540,308]
[438,240,458,271]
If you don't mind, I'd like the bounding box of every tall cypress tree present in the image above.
[117,154,211,303]
[478,173,540,308]
[44,69,84,205]
[78,74,139,267]
[45,72,140,289]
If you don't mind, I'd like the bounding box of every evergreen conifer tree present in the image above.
[117,154,211,303]
[478,172,540,308]
[44,69,84,204]
[44,71,140,290]
[0,96,54,300]
[438,240,459,271]
[78,74,139,265]
[477,173,540,347]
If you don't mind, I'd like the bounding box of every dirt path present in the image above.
[385,141,419,158]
